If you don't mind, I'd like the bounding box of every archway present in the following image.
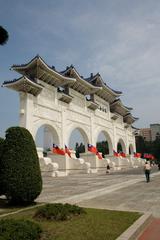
[96,131,113,156]
[129,144,134,155]
[117,138,126,153]
[68,127,89,157]
[35,124,59,152]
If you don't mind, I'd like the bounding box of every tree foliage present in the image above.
[0,26,9,45]
[0,127,42,204]
[97,141,109,157]
[0,137,4,195]
[136,136,160,162]
[75,142,85,158]
[0,137,4,158]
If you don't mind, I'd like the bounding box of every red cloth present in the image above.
[134,152,142,158]
[88,144,97,154]
[113,150,119,157]
[52,144,65,155]
[120,152,126,158]
[88,144,102,159]
[96,151,103,159]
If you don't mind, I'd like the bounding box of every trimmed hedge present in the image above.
[0,127,42,204]
[34,203,86,221]
[0,219,42,240]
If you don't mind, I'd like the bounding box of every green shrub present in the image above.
[0,137,4,195]
[0,219,42,240]
[0,127,42,204]
[34,203,86,221]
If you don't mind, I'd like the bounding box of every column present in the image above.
[19,92,34,135]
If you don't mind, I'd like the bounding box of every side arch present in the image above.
[117,138,126,153]
[95,129,113,155]
[34,121,60,150]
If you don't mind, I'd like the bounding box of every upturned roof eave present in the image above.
[86,73,122,96]
[124,113,139,121]
[2,75,43,90]
[70,68,103,91]
[11,55,76,83]
[111,99,132,112]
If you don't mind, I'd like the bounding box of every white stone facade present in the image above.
[19,83,136,155]
[2,55,141,176]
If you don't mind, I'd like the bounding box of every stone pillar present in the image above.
[19,92,34,135]
[113,124,117,151]
[61,105,66,148]
[125,129,129,154]
[90,112,95,146]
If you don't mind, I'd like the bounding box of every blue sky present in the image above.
[1,0,160,138]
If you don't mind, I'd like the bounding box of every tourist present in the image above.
[144,161,151,182]
[106,164,111,174]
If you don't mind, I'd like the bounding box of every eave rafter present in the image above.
[11,55,76,88]
[110,99,132,116]
[2,76,43,96]
[123,113,138,124]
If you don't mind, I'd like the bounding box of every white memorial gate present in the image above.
[2,55,143,176]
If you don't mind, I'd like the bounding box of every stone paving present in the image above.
[38,166,160,218]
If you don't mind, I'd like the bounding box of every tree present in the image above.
[117,142,123,152]
[0,26,9,45]
[0,137,4,158]
[0,127,42,204]
[135,136,146,154]
[96,140,109,157]
[0,137,4,195]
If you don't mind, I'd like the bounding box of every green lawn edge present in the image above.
[1,204,142,240]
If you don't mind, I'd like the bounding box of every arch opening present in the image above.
[117,139,126,153]
[96,131,113,156]
[35,124,59,153]
[68,128,89,158]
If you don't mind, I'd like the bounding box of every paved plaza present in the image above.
[38,166,160,218]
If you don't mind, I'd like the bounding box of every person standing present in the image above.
[144,161,151,182]
[106,164,111,174]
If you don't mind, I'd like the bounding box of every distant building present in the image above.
[150,124,160,141]
[139,128,152,142]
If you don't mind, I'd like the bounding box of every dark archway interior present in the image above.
[96,132,109,157]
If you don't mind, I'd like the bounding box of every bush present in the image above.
[0,219,42,240]
[0,137,4,195]
[0,127,42,204]
[34,203,86,221]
